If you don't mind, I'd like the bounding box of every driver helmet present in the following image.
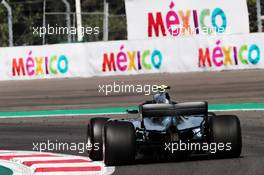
[153,93,169,104]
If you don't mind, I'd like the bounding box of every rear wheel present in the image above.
[104,121,136,165]
[87,117,109,161]
[209,115,242,158]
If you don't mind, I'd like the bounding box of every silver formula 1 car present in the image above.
[87,86,242,166]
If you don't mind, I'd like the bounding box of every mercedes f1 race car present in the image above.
[87,86,242,166]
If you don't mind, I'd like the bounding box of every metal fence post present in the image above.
[62,0,71,42]
[1,0,13,46]
[103,0,109,41]
[42,0,46,45]
[256,0,262,32]
[75,0,83,42]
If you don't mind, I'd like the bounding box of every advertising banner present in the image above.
[0,33,263,81]
[125,0,250,39]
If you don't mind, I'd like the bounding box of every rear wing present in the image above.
[140,102,208,117]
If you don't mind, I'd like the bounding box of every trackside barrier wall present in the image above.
[0,33,263,81]
[125,0,249,39]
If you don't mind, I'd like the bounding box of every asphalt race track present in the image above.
[0,69,264,175]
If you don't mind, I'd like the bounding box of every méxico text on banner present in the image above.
[0,33,263,81]
[124,0,250,39]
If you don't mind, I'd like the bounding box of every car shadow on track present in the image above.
[132,154,244,166]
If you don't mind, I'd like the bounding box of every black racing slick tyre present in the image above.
[87,117,109,161]
[104,121,136,166]
[209,115,242,158]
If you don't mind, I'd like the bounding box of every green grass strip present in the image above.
[0,103,263,118]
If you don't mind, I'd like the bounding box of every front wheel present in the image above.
[87,117,109,161]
